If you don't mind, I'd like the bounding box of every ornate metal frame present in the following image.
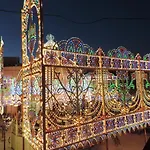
[22,0,43,149]
[21,0,150,150]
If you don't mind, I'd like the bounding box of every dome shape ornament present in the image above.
[44,34,58,49]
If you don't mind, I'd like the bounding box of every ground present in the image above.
[90,133,149,150]
[0,127,11,150]
[0,128,149,150]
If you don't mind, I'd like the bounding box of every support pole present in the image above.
[144,128,147,143]
[3,123,6,150]
[22,98,25,150]
[137,55,147,144]
[23,137,25,150]
[98,49,108,150]
[105,134,108,150]
[39,0,46,150]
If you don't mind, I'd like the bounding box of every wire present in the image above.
[0,9,19,14]
[0,9,150,24]
[45,14,150,24]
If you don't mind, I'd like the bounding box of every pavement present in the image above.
[90,133,150,150]
[0,127,149,150]
[0,127,12,150]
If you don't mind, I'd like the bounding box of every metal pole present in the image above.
[22,103,25,150]
[144,128,147,143]
[22,137,25,150]
[21,6,25,150]
[105,134,108,150]
[39,0,46,150]
[98,51,108,150]
[3,122,6,150]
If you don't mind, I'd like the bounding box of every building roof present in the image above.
[4,57,21,67]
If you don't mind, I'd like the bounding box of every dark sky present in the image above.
[0,0,150,59]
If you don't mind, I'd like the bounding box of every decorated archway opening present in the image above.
[27,6,39,61]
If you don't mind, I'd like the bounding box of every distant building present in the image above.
[4,57,21,67]
[3,57,22,114]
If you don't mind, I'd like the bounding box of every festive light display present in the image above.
[14,71,22,106]
[21,1,150,150]
[22,0,43,149]
[1,68,22,107]
[3,76,16,105]
[0,37,22,110]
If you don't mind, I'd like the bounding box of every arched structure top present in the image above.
[23,0,27,6]
[22,0,41,65]
[58,37,94,55]
[107,46,134,59]
[23,0,40,9]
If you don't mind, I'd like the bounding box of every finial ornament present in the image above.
[46,34,54,42]
[45,34,58,49]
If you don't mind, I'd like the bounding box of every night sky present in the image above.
[0,0,150,60]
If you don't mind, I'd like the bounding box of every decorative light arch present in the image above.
[21,0,44,149]
[22,0,41,65]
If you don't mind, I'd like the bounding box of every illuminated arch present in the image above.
[21,0,43,149]
[22,0,41,65]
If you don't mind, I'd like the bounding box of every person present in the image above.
[0,115,5,140]
[143,137,150,150]
[111,134,121,146]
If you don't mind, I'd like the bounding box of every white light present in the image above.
[0,36,4,47]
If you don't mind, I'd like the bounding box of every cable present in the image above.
[45,14,150,24]
[0,8,150,24]
[44,14,150,24]
[0,9,19,14]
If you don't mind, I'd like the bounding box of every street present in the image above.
[0,127,11,150]
[90,133,149,150]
